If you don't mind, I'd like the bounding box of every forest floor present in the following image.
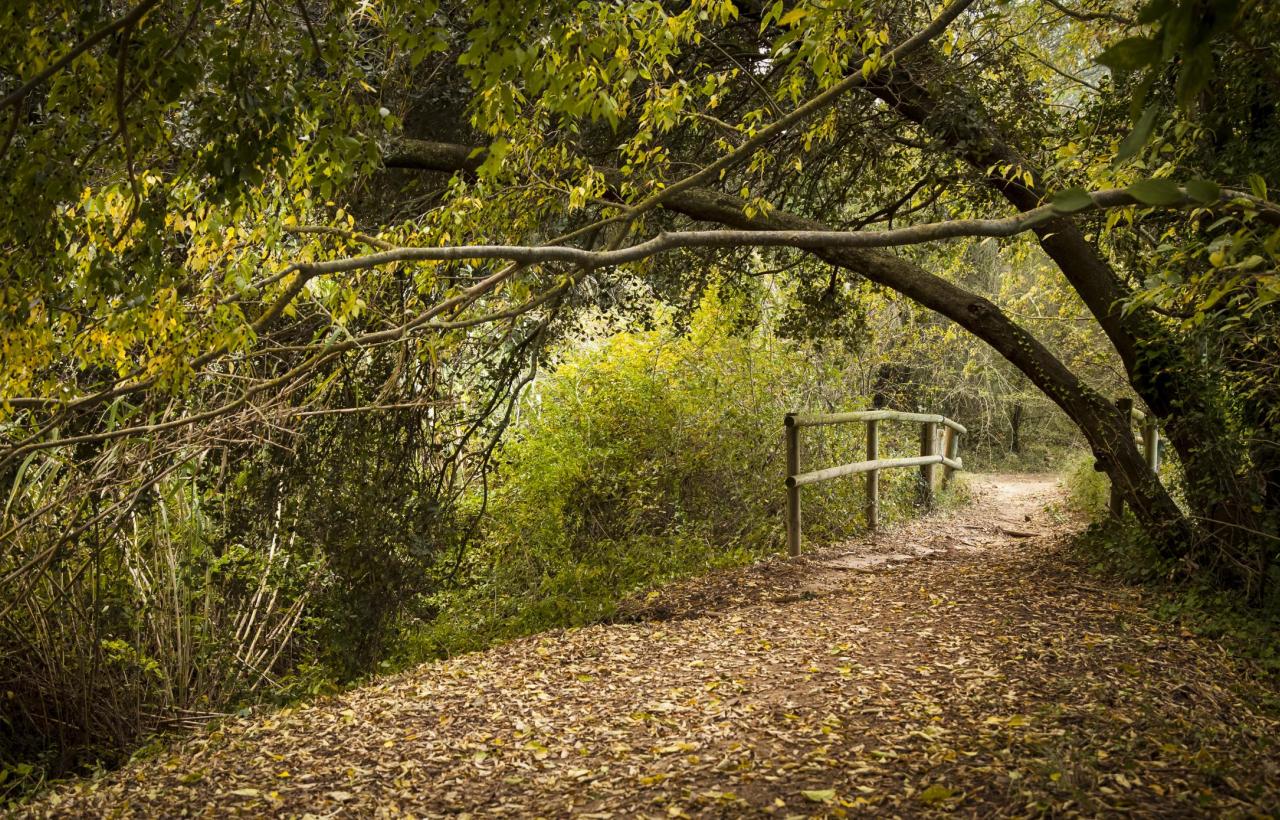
[25,475,1280,818]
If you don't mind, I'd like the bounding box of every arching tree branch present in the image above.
[284,186,1266,279]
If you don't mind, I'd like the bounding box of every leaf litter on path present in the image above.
[24,474,1280,817]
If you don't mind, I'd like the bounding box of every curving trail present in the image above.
[26,475,1280,817]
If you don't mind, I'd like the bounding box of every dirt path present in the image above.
[27,475,1280,817]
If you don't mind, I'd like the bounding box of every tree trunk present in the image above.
[1010,402,1024,455]
[866,62,1265,558]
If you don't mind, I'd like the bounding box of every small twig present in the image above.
[0,108,19,163]
[295,0,323,55]
[1042,0,1134,26]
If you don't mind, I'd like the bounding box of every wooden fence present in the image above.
[783,409,967,556]
[1107,398,1161,518]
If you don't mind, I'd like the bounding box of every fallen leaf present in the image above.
[918,784,954,804]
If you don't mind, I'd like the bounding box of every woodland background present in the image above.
[1,0,1277,799]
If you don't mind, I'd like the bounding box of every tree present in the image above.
[360,0,1280,579]
[3,0,1278,608]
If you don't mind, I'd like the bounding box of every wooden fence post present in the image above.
[942,426,959,487]
[785,414,801,556]
[1142,419,1159,474]
[780,409,966,553]
[1110,398,1133,519]
[865,418,879,531]
[918,420,937,509]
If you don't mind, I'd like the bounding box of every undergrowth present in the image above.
[402,290,932,662]
[1,289,973,805]
[1073,522,1280,681]
[1062,452,1280,681]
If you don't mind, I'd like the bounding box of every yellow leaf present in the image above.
[779,8,809,26]
[918,784,954,804]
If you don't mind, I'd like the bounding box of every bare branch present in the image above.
[1042,0,1134,26]
[1,257,524,462]
[285,225,399,251]
[288,186,1265,278]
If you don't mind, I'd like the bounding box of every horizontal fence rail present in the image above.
[787,454,963,488]
[784,409,965,556]
[786,410,968,434]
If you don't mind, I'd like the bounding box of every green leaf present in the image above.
[1096,37,1160,73]
[778,7,809,26]
[1051,187,1095,214]
[1175,43,1213,107]
[1160,3,1195,60]
[1185,178,1221,204]
[1137,0,1175,24]
[918,784,955,804]
[1247,173,1268,200]
[802,789,836,803]
[1127,178,1184,206]
[1121,102,1162,165]
[1115,103,1160,164]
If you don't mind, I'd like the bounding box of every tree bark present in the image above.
[1010,402,1024,455]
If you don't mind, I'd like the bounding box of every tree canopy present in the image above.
[2,0,1279,786]
[5,0,1277,561]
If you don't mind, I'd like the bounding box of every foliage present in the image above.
[1096,0,1245,161]
[409,288,927,657]
[0,465,310,796]
[1076,523,1280,677]
[5,0,1280,799]
[1148,585,1280,678]
[1062,449,1112,519]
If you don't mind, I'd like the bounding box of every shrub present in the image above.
[0,469,310,800]
[409,289,925,656]
[1061,449,1110,519]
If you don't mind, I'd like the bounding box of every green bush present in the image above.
[0,399,465,798]
[1061,449,1110,519]
[408,289,926,657]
